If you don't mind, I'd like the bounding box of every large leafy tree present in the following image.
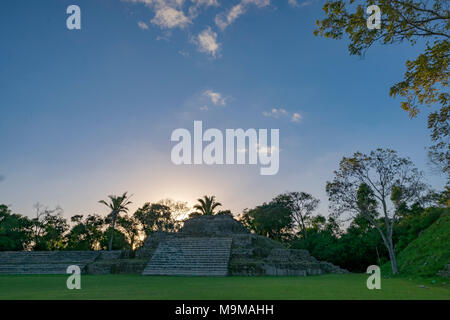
[31,203,68,250]
[99,192,132,251]
[100,227,130,251]
[326,148,428,274]
[193,195,222,215]
[33,213,68,250]
[134,203,176,236]
[66,214,105,250]
[315,0,449,177]
[117,214,141,250]
[241,202,293,242]
[0,204,33,251]
[273,192,320,238]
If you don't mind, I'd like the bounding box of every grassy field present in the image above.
[0,274,448,300]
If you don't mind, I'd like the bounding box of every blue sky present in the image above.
[0,0,446,219]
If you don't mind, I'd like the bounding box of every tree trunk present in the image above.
[386,237,399,275]
[108,218,116,251]
[371,222,399,275]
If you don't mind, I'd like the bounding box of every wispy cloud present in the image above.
[203,89,226,106]
[137,21,149,29]
[125,0,307,57]
[262,108,288,119]
[288,0,317,8]
[178,49,190,57]
[263,108,302,123]
[215,0,270,30]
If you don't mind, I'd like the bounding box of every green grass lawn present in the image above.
[0,274,449,300]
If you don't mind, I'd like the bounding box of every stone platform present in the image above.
[0,250,121,274]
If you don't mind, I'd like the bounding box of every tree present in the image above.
[193,195,222,215]
[273,192,320,238]
[99,192,132,251]
[315,1,449,177]
[100,228,130,251]
[326,148,428,274]
[31,203,67,250]
[0,204,33,251]
[241,202,293,242]
[66,214,105,250]
[134,203,176,236]
[157,198,190,221]
[34,212,68,250]
[117,214,141,250]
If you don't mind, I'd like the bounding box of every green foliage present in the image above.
[272,192,320,238]
[315,0,449,177]
[393,206,446,252]
[193,195,222,215]
[31,205,68,251]
[382,209,450,277]
[134,203,176,236]
[65,214,105,250]
[117,215,141,250]
[99,192,132,251]
[100,227,131,251]
[292,206,448,273]
[291,214,389,272]
[326,148,428,273]
[0,205,33,251]
[241,202,293,242]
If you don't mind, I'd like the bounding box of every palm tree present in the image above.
[99,192,132,251]
[193,195,222,215]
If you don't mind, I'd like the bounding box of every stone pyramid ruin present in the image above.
[139,214,347,276]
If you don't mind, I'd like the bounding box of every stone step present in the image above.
[0,251,100,265]
[0,264,86,274]
[142,237,232,276]
[0,251,113,274]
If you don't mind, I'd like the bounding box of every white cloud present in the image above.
[194,27,221,57]
[237,145,279,155]
[178,49,190,56]
[125,0,185,8]
[191,0,219,7]
[215,4,246,30]
[188,0,220,19]
[215,0,270,30]
[291,112,302,122]
[258,145,278,154]
[262,108,288,119]
[263,108,302,123]
[203,89,226,106]
[124,0,279,57]
[288,0,316,8]
[151,7,191,29]
[137,21,149,29]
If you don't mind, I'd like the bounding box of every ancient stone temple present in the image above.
[138,214,347,276]
[0,214,347,275]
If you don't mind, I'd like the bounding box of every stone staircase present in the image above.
[142,237,232,276]
[0,251,101,274]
